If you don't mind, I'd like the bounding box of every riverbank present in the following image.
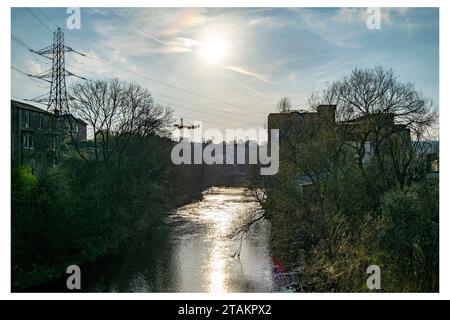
[11,139,207,292]
[20,187,278,293]
[13,188,205,292]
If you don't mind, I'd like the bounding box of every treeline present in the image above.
[11,79,204,290]
[252,67,439,292]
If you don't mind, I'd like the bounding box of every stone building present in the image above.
[268,105,411,163]
[11,100,87,174]
[267,105,412,192]
[268,105,337,162]
[58,113,88,143]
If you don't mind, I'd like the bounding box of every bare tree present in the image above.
[318,66,436,133]
[307,66,437,189]
[69,78,173,161]
[277,97,292,113]
[229,188,267,257]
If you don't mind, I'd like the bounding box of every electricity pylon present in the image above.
[174,118,200,141]
[28,27,86,114]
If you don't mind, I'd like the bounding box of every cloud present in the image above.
[248,8,418,49]
[336,7,413,26]
[246,8,365,48]
[297,9,365,49]
[332,8,367,24]
[222,72,264,97]
[94,7,208,40]
[162,37,199,53]
[89,8,208,57]
[381,8,412,24]
[90,8,167,46]
[25,59,46,74]
[160,9,209,36]
[66,49,140,82]
[223,65,271,83]
[286,71,298,82]
[248,16,296,29]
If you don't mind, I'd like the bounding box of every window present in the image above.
[363,141,374,164]
[47,136,57,151]
[24,111,30,128]
[39,114,43,129]
[28,134,33,149]
[76,124,79,133]
[22,133,34,149]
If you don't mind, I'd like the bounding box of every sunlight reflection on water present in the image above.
[71,187,278,293]
[166,187,275,292]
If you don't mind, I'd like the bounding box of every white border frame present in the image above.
[2,0,447,300]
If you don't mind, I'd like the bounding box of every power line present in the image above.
[11,65,33,77]
[89,7,167,46]
[13,31,265,128]
[69,61,264,127]
[155,92,260,123]
[12,23,87,112]
[68,62,264,127]
[16,11,269,128]
[12,35,32,50]
[33,8,269,115]
[88,45,267,115]
[87,7,269,103]
[25,8,53,33]
[69,62,261,123]
[37,8,59,28]
[158,98,263,126]
[172,113,234,128]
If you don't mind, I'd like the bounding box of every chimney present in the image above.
[317,105,336,124]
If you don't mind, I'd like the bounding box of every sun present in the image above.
[199,33,228,65]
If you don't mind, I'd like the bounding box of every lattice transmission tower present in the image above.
[174,118,200,141]
[28,27,86,114]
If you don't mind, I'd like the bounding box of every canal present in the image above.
[51,187,284,292]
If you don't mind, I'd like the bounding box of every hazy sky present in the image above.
[11,7,439,137]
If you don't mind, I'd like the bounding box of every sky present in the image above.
[11,7,439,140]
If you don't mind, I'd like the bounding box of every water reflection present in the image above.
[38,187,278,292]
[167,187,274,292]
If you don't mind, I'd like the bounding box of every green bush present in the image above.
[11,136,177,289]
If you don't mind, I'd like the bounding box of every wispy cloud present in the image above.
[222,72,264,97]
[248,16,297,29]
[331,7,412,25]
[67,49,140,82]
[160,9,209,36]
[25,59,46,74]
[90,7,168,46]
[163,37,199,53]
[223,65,272,84]
[248,8,418,49]
[90,8,207,56]
[11,7,439,127]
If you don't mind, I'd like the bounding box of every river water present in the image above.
[64,187,282,292]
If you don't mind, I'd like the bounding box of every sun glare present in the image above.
[199,33,228,65]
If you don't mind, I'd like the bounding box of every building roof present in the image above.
[12,99,87,125]
[339,112,395,125]
[268,110,314,117]
[11,99,53,115]
[58,114,87,125]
